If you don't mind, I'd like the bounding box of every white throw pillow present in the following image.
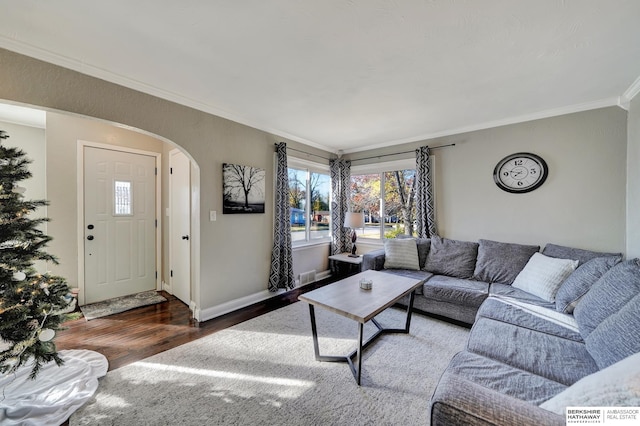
[384,238,420,271]
[512,253,578,302]
[540,352,640,415]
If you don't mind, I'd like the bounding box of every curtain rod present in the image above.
[275,142,455,162]
[282,145,332,160]
[349,143,455,163]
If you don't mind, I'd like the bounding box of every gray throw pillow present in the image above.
[542,243,622,267]
[472,239,539,284]
[555,255,622,314]
[424,236,479,279]
[383,238,420,271]
[574,259,640,339]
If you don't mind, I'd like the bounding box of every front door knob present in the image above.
[182,235,189,240]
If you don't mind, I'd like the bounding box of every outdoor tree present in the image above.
[288,169,305,209]
[386,170,416,236]
[0,130,72,379]
[350,174,381,223]
[309,173,329,220]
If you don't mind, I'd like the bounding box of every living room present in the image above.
[1,2,640,425]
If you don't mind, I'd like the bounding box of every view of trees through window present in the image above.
[288,167,331,242]
[350,169,416,239]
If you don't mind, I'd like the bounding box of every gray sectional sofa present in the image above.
[361,236,640,425]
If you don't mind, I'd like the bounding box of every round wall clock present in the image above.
[493,152,548,194]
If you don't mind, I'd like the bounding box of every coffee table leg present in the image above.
[309,304,321,360]
[404,290,416,332]
[356,322,363,385]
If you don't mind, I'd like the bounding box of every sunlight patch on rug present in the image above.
[136,361,316,388]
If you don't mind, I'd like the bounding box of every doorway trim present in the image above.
[76,140,162,306]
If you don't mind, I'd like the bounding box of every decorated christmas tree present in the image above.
[0,129,72,379]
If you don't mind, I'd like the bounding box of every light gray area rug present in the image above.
[71,302,469,425]
[80,290,167,320]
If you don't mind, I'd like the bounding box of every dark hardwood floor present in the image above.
[55,279,335,371]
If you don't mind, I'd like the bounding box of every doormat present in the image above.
[80,290,167,320]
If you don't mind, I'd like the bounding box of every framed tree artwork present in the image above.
[222,163,266,214]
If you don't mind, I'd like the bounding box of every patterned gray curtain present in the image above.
[415,146,437,238]
[268,142,295,291]
[330,158,351,255]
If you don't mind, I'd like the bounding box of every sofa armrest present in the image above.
[430,371,564,426]
[362,249,386,271]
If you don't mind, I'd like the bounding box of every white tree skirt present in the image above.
[0,349,108,425]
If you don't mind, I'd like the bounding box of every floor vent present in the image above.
[299,270,317,286]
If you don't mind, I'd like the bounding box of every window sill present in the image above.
[292,239,331,251]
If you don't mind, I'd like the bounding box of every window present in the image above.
[114,180,132,215]
[350,160,416,239]
[288,159,331,244]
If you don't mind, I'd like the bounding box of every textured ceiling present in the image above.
[1,1,639,153]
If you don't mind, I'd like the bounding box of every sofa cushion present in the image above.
[430,370,566,426]
[423,275,489,309]
[489,283,555,309]
[585,293,640,369]
[574,259,640,338]
[542,243,622,267]
[447,351,567,405]
[540,352,640,415]
[512,253,578,302]
[477,297,583,342]
[383,238,420,270]
[555,255,622,314]
[472,239,539,285]
[467,316,599,386]
[378,269,433,295]
[424,236,479,279]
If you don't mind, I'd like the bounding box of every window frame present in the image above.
[288,157,332,247]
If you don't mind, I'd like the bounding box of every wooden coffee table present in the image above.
[298,270,425,385]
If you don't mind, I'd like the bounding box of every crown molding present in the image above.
[341,97,622,154]
[620,75,640,110]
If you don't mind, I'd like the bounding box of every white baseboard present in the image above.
[315,269,331,281]
[197,289,279,322]
[195,269,331,322]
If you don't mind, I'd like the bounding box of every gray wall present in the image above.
[0,48,333,316]
[627,96,640,258]
[348,107,628,253]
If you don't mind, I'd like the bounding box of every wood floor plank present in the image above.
[55,279,335,372]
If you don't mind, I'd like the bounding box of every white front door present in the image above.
[170,149,191,305]
[84,146,157,304]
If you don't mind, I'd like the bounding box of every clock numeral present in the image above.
[530,169,537,174]
[503,171,509,177]
[514,160,523,166]
[517,181,524,186]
